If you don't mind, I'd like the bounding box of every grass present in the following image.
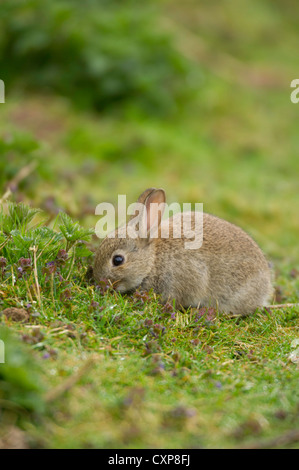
[0,0,299,449]
[1,279,298,448]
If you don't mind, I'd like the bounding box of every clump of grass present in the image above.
[0,325,46,423]
[0,202,94,312]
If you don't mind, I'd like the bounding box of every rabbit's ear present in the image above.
[144,188,166,238]
[136,188,157,205]
[128,188,157,223]
[127,188,166,240]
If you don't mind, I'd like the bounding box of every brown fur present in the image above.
[93,188,273,315]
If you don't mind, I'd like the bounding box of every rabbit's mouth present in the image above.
[114,282,127,293]
[115,283,138,294]
[114,278,143,294]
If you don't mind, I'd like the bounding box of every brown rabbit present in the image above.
[93,188,273,315]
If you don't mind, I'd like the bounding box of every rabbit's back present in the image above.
[146,212,273,314]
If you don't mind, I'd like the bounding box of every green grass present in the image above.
[1,281,298,448]
[0,0,299,449]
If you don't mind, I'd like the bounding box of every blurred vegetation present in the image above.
[0,326,45,414]
[0,0,194,114]
[0,0,298,449]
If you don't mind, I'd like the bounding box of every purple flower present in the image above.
[45,261,57,275]
[0,257,7,268]
[193,307,217,323]
[18,257,32,268]
[60,288,72,302]
[57,249,68,261]
[90,300,99,309]
[17,266,24,278]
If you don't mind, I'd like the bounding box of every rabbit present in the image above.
[93,188,273,315]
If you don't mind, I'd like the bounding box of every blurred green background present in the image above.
[0,0,298,267]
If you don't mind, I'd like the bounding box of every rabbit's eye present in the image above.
[112,254,124,266]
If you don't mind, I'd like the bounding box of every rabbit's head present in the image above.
[93,188,165,293]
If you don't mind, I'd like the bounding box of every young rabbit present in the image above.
[93,188,273,315]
